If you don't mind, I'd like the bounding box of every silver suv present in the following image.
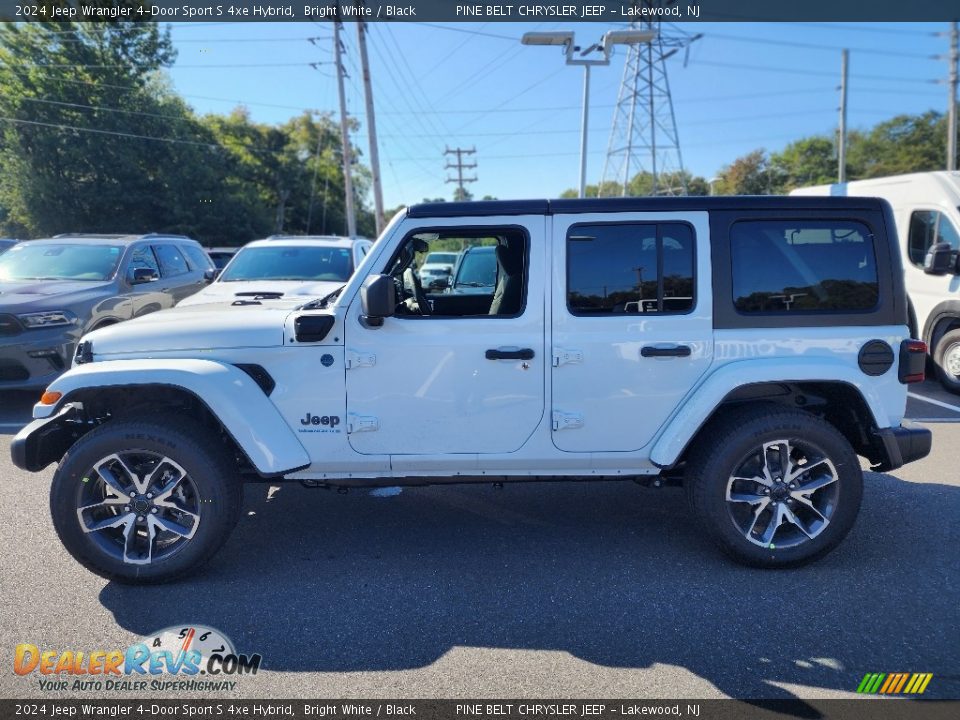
[0,233,214,390]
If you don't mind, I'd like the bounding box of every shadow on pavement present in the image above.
[98,471,960,701]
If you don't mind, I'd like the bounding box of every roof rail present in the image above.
[51,233,135,239]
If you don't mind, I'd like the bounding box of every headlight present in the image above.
[17,310,77,328]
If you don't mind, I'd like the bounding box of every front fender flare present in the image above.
[33,359,310,476]
[649,357,893,468]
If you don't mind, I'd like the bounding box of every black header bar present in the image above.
[1,0,958,23]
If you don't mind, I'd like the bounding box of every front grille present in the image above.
[0,359,29,382]
[0,314,23,337]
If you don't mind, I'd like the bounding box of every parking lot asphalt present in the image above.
[1,384,958,702]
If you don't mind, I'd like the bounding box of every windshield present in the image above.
[455,250,497,288]
[0,243,122,281]
[425,252,458,265]
[220,245,354,282]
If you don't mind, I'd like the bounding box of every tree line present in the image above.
[0,20,376,245]
[562,110,953,198]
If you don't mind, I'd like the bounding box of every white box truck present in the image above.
[792,172,960,392]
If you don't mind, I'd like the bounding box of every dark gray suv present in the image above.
[0,233,214,390]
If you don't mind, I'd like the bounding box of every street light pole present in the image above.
[579,65,590,198]
[522,29,655,200]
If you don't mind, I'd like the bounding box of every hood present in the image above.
[0,279,114,311]
[85,302,302,357]
[177,279,342,307]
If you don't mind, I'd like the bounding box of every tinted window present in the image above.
[454,248,497,289]
[220,245,353,282]
[731,220,878,313]
[567,223,695,315]
[128,245,160,275]
[154,244,190,277]
[0,243,122,281]
[181,244,214,272]
[908,210,960,266]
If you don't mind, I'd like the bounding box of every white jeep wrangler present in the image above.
[12,197,932,582]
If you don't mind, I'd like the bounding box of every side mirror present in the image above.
[360,274,395,327]
[203,268,220,282]
[923,242,956,276]
[130,267,159,284]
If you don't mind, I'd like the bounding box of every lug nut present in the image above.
[151,508,159,514]
[137,515,145,522]
[146,493,153,499]
[124,505,131,512]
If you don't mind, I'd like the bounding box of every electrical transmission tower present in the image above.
[444,147,477,200]
[600,4,700,197]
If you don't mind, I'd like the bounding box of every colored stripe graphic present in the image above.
[857,673,932,694]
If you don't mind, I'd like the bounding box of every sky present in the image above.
[163,21,954,213]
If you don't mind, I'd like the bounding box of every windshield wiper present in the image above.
[300,284,346,310]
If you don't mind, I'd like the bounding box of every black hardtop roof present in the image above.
[406,195,889,218]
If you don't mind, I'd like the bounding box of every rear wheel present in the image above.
[50,416,241,584]
[685,405,862,568]
[933,329,960,394]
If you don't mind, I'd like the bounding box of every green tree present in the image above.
[770,136,838,192]
[0,18,219,237]
[847,111,946,179]
[714,149,778,195]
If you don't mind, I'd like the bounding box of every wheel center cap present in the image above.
[132,498,151,513]
[771,485,789,501]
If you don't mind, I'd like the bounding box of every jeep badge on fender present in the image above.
[11,196,932,583]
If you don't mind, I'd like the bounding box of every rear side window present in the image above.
[730,220,878,313]
[181,244,214,272]
[908,210,960,266]
[567,223,695,315]
[153,244,189,277]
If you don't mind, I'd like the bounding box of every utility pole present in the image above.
[356,17,385,234]
[444,147,477,200]
[333,21,357,238]
[948,21,958,172]
[839,48,849,183]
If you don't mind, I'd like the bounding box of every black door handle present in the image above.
[486,348,535,360]
[641,345,692,358]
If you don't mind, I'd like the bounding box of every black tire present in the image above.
[685,404,863,568]
[50,415,241,584]
[933,328,960,394]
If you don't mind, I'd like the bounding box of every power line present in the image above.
[0,116,221,149]
[691,59,938,84]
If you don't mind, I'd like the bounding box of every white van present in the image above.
[792,172,960,392]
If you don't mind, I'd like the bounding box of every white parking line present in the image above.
[907,392,960,414]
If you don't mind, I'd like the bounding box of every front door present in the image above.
[344,216,546,457]
[550,212,713,453]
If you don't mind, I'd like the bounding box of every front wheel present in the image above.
[50,416,241,584]
[685,405,863,568]
[933,329,960,394]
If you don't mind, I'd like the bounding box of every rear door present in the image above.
[550,212,713,452]
[153,243,203,304]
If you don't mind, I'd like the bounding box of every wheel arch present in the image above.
[651,368,895,472]
[920,300,960,350]
[22,360,309,477]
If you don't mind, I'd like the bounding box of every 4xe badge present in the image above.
[14,625,262,692]
[299,413,341,433]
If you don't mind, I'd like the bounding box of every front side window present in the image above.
[908,210,960,266]
[181,244,214,272]
[567,223,695,315]
[0,243,122,281]
[153,244,190,278]
[128,245,160,275]
[220,245,353,282]
[731,220,878,313]
[385,228,527,318]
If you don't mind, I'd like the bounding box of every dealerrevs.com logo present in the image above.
[13,625,262,692]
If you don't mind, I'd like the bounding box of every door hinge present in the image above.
[552,411,584,431]
[552,348,584,367]
[347,414,380,434]
[345,350,376,369]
